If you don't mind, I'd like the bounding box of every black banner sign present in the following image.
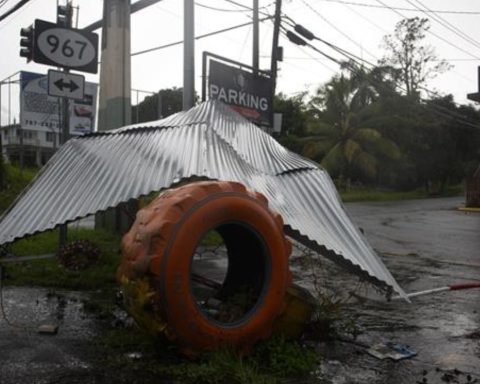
[208,59,272,126]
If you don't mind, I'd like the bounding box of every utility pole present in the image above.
[270,0,282,133]
[270,0,282,99]
[183,0,195,110]
[96,0,133,233]
[98,0,132,131]
[252,0,259,75]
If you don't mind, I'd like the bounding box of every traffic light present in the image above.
[19,25,34,62]
[57,3,72,27]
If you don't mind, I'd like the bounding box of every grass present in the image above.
[0,164,38,214]
[339,184,463,202]
[94,328,322,384]
[2,228,121,290]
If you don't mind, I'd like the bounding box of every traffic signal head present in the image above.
[19,25,34,62]
[57,4,72,27]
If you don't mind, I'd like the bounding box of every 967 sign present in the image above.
[33,19,98,74]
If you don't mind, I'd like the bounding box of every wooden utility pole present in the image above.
[183,0,195,110]
[270,0,282,93]
[270,0,282,132]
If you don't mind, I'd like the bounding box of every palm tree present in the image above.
[303,69,400,182]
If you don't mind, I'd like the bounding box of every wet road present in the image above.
[306,196,480,383]
[0,196,479,383]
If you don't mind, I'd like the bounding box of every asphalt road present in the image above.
[304,196,480,383]
[0,196,479,384]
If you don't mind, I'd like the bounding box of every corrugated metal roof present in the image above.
[0,100,405,298]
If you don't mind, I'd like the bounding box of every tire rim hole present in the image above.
[190,223,269,326]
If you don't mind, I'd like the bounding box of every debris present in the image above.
[37,324,59,335]
[366,341,417,360]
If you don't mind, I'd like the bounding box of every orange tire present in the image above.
[118,180,292,354]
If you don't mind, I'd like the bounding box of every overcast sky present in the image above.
[1,0,479,125]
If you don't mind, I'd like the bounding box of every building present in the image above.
[1,123,59,167]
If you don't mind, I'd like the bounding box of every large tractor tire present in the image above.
[117,180,292,354]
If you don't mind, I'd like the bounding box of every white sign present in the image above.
[20,71,97,136]
[33,19,99,74]
[48,70,85,100]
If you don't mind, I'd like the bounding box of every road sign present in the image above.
[48,70,85,100]
[33,19,99,74]
[207,58,272,126]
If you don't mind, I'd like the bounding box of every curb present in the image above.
[458,207,480,213]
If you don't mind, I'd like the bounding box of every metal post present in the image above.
[183,0,195,110]
[8,78,11,126]
[59,0,73,247]
[477,66,480,92]
[136,90,139,123]
[0,82,2,128]
[253,0,259,75]
[202,51,207,102]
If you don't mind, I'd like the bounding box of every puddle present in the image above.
[0,287,107,384]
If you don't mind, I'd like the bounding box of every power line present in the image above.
[374,0,480,60]
[0,0,11,10]
[280,22,480,129]
[0,0,31,23]
[406,0,480,51]
[299,0,379,61]
[314,0,480,15]
[195,2,252,12]
[131,16,273,57]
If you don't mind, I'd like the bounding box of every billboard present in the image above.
[207,59,272,126]
[20,71,97,135]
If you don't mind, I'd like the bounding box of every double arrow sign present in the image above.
[47,69,85,100]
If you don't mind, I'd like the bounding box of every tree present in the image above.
[380,17,451,98]
[304,71,400,182]
[132,87,184,124]
[274,92,308,136]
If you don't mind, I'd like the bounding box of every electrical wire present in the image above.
[374,0,480,60]
[196,2,252,12]
[405,0,480,51]
[223,0,276,12]
[299,0,378,61]
[313,0,480,15]
[0,0,10,9]
[131,16,273,57]
[279,19,480,129]
[0,0,31,23]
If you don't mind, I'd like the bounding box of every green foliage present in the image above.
[252,335,319,378]
[380,17,451,97]
[304,69,401,181]
[3,228,121,290]
[338,184,462,202]
[274,92,308,136]
[131,87,184,124]
[95,327,320,384]
[0,164,38,214]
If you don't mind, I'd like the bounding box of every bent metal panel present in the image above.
[208,59,272,127]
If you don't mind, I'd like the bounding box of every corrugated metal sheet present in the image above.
[0,100,405,298]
